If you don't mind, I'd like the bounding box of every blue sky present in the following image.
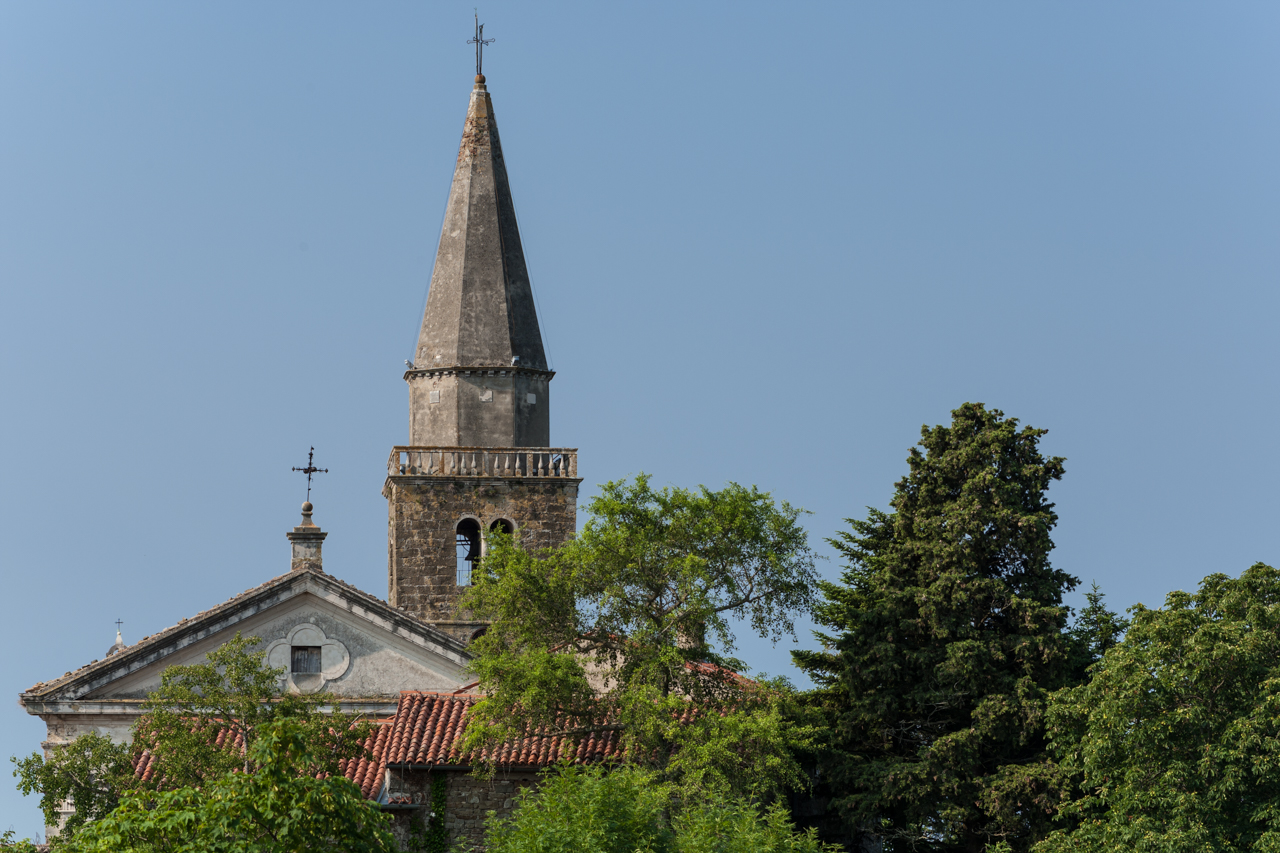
[2,1,1278,836]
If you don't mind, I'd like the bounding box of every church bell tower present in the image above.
[384,73,580,641]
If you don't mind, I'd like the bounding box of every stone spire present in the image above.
[406,74,552,448]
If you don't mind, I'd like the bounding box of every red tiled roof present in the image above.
[340,691,626,798]
[126,686,725,800]
[131,726,247,784]
[132,749,160,783]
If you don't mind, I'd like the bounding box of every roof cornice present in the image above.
[19,698,400,716]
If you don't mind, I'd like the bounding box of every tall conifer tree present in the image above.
[794,403,1078,853]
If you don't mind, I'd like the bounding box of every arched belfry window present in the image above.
[456,518,481,587]
[490,518,514,536]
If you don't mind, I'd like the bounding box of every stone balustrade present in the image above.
[387,446,578,479]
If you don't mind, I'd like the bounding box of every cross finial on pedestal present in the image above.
[292,447,328,502]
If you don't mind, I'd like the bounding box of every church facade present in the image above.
[19,71,581,849]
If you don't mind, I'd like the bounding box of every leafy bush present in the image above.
[61,719,395,853]
[483,764,835,853]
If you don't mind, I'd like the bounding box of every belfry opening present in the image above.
[456,519,481,587]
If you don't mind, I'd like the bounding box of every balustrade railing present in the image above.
[388,447,578,479]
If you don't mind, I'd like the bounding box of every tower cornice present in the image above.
[402,365,555,382]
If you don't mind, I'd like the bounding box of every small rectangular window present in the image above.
[429,390,441,404]
[527,393,537,404]
[479,389,493,402]
[291,646,321,674]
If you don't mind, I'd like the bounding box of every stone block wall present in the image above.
[408,370,552,448]
[387,767,542,852]
[385,476,578,641]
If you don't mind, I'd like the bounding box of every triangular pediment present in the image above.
[20,569,474,711]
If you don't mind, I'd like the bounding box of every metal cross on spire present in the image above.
[468,13,494,76]
[292,447,328,502]
[115,619,123,632]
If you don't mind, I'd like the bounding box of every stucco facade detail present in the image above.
[264,622,351,694]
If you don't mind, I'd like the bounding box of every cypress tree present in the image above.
[794,403,1078,853]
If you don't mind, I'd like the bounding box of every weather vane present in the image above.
[291,447,328,502]
[468,13,494,76]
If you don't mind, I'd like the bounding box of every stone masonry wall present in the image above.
[385,476,578,641]
[387,768,542,852]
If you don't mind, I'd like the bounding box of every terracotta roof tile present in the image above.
[336,690,624,798]
[128,691,628,801]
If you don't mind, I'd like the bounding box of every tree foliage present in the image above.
[461,475,820,796]
[61,719,395,853]
[0,829,42,852]
[12,730,134,838]
[483,764,837,853]
[13,634,373,845]
[134,633,370,787]
[1065,581,1128,671]
[794,403,1079,852]
[1036,563,1280,853]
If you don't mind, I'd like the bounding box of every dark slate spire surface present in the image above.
[415,76,548,372]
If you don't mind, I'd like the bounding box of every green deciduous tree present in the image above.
[1036,563,1280,853]
[62,719,395,853]
[0,829,43,852]
[461,475,820,797]
[134,633,370,787]
[484,765,671,853]
[794,403,1079,852]
[13,634,373,846]
[12,730,134,838]
[483,764,837,853]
